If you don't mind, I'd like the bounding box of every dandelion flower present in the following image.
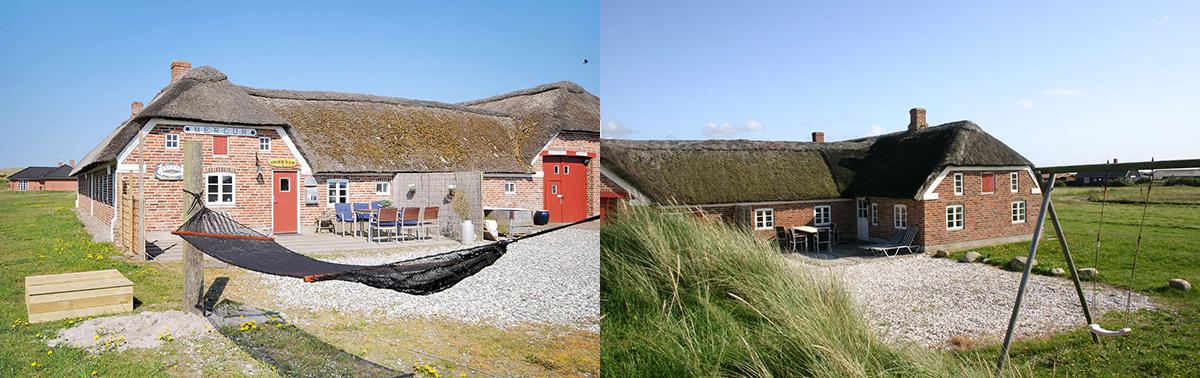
[47,350,52,354]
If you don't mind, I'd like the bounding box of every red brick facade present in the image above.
[481,131,600,217]
[919,169,1041,250]
[9,179,77,191]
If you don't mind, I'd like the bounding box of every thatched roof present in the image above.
[73,66,596,176]
[458,81,600,163]
[243,87,529,173]
[601,121,1033,204]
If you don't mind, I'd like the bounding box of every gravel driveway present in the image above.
[826,255,1156,349]
[245,228,600,333]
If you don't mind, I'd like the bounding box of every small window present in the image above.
[375,182,389,194]
[871,203,878,226]
[564,165,570,175]
[754,208,774,230]
[894,205,907,229]
[554,165,560,175]
[213,136,228,156]
[206,173,235,204]
[259,137,270,151]
[17,180,28,191]
[504,182,516,193]
[1012,201,1027,223]
[857,198,868,218]
[946,205,964,230]
[551,185,558,194]
[954,173,964,195]
[165,134,179,149]
[1010,172,1019,193]
[279,178,291,192]
[814,205,831,226]
[328,179,348,204]
[982,172,994,194]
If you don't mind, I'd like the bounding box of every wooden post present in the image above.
[137,128,146,260]
[181,140,204,315]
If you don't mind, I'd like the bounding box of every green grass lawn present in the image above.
[950,186,1200,377]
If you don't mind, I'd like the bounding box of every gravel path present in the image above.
[829,255,1156,349]
[246,228,600,333]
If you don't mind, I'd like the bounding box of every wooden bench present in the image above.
[25,269,134,323]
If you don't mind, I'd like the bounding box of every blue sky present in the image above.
[0,0,597,170]
[600,1,1199,166]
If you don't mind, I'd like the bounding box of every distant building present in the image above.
[8,162,77,191]
[1069,170,1139,186]
[1153,169,1200,180]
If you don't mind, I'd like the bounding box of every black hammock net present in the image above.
[172,190,595,295]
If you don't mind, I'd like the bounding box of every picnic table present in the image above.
[793,226,833,252]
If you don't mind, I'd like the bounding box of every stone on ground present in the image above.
[961,251,981,263]
[1169,279,1192,291]
[1008,256,1037,271]
[1077,268,1098,278]
[932,250,949,258]
[1050,268,1065,275]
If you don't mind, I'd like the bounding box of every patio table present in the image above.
[793,226,833,253]
[354,208,375,236]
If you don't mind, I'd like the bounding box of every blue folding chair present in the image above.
[352,203,371,236]
[334,203,356,237]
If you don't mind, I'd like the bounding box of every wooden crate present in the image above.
[25,269,134,323]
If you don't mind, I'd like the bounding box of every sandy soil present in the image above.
[48,310,213,352]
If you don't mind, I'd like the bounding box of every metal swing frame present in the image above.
[995,158,1200,374]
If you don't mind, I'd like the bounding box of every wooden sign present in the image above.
[182,125,257,137]
[154,162,184,180]
[268,158,297,168]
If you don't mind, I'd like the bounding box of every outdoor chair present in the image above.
[858,227,906,256]
[371,201,382,210]
[420,206,439,239]
[814,227,834,253]
[333,203,356,237]
[399,207,421,241]
[369,207,399,244]
[863,226,920,257]
[774,225,792,253]
[352,203,371,236]
[790,227,809,252]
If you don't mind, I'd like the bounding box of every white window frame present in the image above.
[165,133,179,149]
[894,204,907,229]
[259,136,271,151]
[946,205,964,230]
[1012,201,1027,223]
[1010,172,1019,193]
[857,198,868,218]
[871,203,878,226]
[982,172,994,194]
[814,205,831,226]
[503,181,516,194]
[17,180,28,191]
[754,208,774,230]
[374,181,390,195]
[954,173,964,195]
[205,172,235,205]
[328,179,349,204]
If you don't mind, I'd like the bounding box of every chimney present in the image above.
[1112,158,1118,164]
[908,108,928,132]
[131,101,144,118]
[58,162,63,167]
[170,60,192,83]
[69,160,74,167]
[812,132,825,143]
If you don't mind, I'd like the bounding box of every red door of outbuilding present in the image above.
[543,156,587,223]
[273,171,298,234]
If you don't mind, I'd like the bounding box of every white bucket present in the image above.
[460,220,475,244]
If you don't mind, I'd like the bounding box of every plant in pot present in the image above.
[381,199,393,207]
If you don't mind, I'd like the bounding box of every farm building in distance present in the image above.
[72,61,598,241]
[8,162,77,191]
[601,109,1044,252]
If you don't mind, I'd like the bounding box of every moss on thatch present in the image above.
[458,81,599,164]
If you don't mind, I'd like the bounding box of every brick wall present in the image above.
[77,168,115,225]
[744,201,854,238]
[921,169,1041,248]
[482,177,541,210]
[854,198,924,243]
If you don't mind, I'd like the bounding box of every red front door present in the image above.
[543,156,588,223]
[273,171,298,233]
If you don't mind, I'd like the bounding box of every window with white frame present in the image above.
[894,204,907,229]
[1012,201,1026,223]
[857,198,868,218]
[871,203,878,225]
[1010,172,1019,192]
[504,181,516,193]
[814,205,831,226]
[375,181,389,194]
[259,137,270,151]
[17,180,27,191]
[954,173,964,195]
[946,205,964,230]
[165,133,179,149]
[206,173,235,205]
[327,179,348,204]
[754,208,774,229]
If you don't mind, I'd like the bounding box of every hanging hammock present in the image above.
[171,190,597,295]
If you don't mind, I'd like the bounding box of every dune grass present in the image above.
[601,206,989,377]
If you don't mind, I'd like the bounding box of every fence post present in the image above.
[181,140,204,315]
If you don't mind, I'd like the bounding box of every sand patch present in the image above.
[48,311,213,351]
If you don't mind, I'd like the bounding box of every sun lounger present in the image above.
[859,226,920,257]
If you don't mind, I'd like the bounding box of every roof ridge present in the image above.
[456,81,595,107]
[239,86,514,118]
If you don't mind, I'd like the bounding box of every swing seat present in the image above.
[1088,323,1132,337]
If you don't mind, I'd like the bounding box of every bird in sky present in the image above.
[583,59,588,64]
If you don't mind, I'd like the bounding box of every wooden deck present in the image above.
[144,231,458,262]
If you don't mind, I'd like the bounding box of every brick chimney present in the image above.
[69,160,74,167]
[58,162,63,167]
[812,132,825,143]
[908,108,928,132]
[170,60,192,83]
[131,101,143,118]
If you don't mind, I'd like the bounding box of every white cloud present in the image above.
[702,120,765,138]
[1016,100,1036,108]
[601,120,637,139]
[1044,88,1086,96]
[1152,16,1170,24]
[868,124,887,136]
